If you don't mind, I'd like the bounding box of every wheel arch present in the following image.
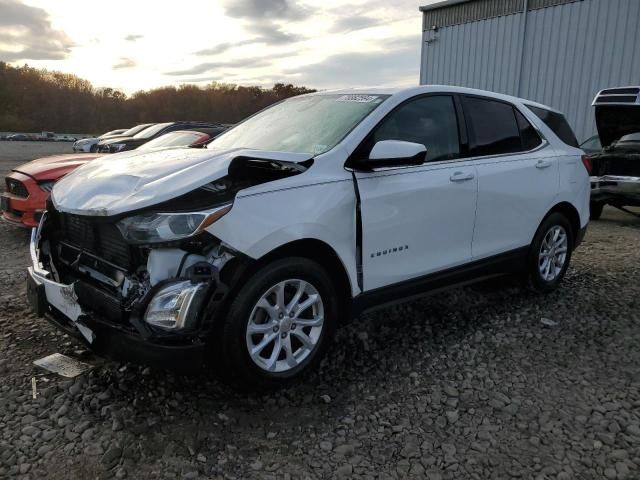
[219,238,354,325]
[539,201,581,246]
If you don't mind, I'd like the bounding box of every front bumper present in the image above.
[590,175,640,206]
[1,172,48,228]
[27,226,208,371]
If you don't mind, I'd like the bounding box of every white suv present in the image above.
[28,86,590,388]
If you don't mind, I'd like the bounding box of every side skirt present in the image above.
[352,247,528,317]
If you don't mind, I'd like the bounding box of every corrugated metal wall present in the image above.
[420,0,640,141]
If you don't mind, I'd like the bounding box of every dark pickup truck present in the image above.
[589,87,640,220]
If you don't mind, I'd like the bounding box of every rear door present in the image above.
[355,95,478,291]
[461,96,559,259]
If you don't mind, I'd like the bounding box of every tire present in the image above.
[527,212,573,293]
[590,202,604,220]
[89,144,98,153]
[214,257,338,390]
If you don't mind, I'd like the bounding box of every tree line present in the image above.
[0,62,315,134]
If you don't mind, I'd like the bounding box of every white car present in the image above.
[72,129,127,152]
[28,86,590,389]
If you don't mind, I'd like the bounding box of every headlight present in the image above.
[144,280,207,330]
[39,181,55,192]
[110,143,127,152]
[116,203,232,244]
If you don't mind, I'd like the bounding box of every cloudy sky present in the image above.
[0,0,438,93]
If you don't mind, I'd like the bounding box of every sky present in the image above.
[0,0,439,94]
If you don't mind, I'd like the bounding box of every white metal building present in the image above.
[419,0,640,142]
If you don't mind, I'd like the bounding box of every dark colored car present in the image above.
[580,135,601,155]
[98,122,226,153]
[7,134,30,141]
[589,86,640,220]
[94,123,155,150]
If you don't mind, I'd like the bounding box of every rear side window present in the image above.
[525,105,579,147]
[515,110,543,150]
[462,97,522,156]
[371,95,461,162]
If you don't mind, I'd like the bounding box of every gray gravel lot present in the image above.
[0,141,73,185]
[1,144,640,479]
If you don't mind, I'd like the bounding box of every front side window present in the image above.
[463,97,522,157]
[210,94,389,155]
[370,95,461,162]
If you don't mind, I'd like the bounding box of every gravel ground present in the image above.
[0,141,72,182]
[1,143,640,479]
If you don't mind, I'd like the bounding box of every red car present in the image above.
[1,129,219,228]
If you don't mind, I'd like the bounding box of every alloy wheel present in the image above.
[246,279,324,373]
[538,225,568,282]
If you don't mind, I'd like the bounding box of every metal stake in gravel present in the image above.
[33,353,93,377]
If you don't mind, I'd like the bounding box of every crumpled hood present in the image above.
[14,153,105,180]
[52,147,312,216]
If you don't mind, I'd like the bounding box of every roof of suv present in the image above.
[308,85,560,114]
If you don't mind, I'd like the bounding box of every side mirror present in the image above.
[363,140,427,169]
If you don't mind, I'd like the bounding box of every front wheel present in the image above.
[215,257,338,390]
[527,212,573,292]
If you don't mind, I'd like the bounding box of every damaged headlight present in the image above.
[117,204,232,244]
[144,281,207,330]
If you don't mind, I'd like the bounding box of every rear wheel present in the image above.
[215,257,338,390]
[527,212,573,292]
[89,144,98,153]
[590,202,604,220]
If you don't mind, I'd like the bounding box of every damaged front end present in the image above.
[27,152,311,370]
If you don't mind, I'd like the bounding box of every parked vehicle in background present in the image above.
[133,128,225,150]
[28,86,589,389]
[589,87,640,220]
[580,135,601,154]
[97,121,225,152]
[54,135,77,142]
[73,128,128,152]
[93,123,155,151]
[7,133,30,141]
[1,129,221,228]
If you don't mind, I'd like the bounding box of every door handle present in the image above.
[536,160,553,169]
[450,171,474,182]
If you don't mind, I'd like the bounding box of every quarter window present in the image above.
[462,97,522,156]
[370,95,461,162]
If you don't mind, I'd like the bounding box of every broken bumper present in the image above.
[590,175,640,205]
[27,228,207,371]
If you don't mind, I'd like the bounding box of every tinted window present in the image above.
[526,105,579,147]
[515,110,542,150]
[463,97,522,156]
[371,95,460,162]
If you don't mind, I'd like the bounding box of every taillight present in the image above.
[581,154,592,175]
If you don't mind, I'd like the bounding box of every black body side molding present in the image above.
[352,246,529,317]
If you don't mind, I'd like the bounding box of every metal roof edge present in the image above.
[419,0,473,13]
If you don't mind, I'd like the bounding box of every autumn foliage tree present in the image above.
[0,62,315,133]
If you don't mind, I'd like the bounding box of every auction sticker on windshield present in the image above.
[336,94,381,103]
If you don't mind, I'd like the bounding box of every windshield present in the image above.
[138,131,203,150]
[134,122,172,139]
[121,124,153,137]
[210,94,389,155]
